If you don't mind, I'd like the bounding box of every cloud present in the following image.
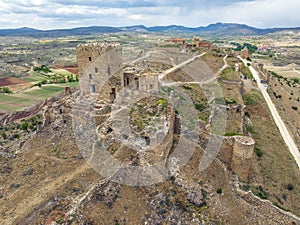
[0,0,299,29]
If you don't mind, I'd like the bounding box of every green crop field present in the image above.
[0,82,78,113]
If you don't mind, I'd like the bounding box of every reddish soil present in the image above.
[0,77,29,87]
[56,65,78,74]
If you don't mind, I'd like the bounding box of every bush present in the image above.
[1,87,12,93]
[194,103,205,111]
[253,185,268,199]
[13,133,20,139]
[287,184,294,191]
[216,187,222,194]
[33,65,51,73]
[245,111,251,117]
[254,147,263,157]
[293,78,299,84]
[225,98,237,105]
[156,99,167,107]
[225,132,241,136]
[292,106,298,111]
[241,184,250,192]
[20,122,29,130]
[0,132,7,139]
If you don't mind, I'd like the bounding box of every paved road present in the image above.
[239,56,300,169]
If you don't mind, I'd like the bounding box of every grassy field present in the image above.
[201,51,224,73]
[219,67,240,81]
[0,82,78,113]
[226,55,240,67]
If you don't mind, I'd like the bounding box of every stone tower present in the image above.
[231,136,255,182]
[241,46,250,59]
[76,42,123,101]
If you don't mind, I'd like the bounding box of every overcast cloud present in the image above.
[0,0,299,29]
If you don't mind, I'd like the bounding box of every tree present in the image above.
[1,87,12,93]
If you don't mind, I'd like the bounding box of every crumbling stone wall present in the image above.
[218,136,255,182]
[139,75,160,92]
[151,103,175,165]
[231,136,255,182]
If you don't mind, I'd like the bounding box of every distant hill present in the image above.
[0,23,299,37]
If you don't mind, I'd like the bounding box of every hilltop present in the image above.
[0,23,300,38]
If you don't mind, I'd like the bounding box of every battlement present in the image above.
[76,42,122,58]
[234,136,255,146]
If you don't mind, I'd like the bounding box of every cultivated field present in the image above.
[0,82,78,113]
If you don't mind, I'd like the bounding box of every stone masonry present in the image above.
[76,42,123,101]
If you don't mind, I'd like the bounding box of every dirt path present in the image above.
[217,54,228,75]
[162,53,227,87]
[293,69,300,75]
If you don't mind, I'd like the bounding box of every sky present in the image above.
[0,0,299,30]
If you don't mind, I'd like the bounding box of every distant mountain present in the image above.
[0,23,299,37]
[0,27,40,36]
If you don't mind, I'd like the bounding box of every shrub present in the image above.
[156,99,167,107]
[20,122,29,130]
[216,187,222,194]
[0,132,7,139]
[287,184,294,191]
[253,185,268,199]
[33,65,51,73]
[225,98,237,105]
[194,103,205,111]
[225,132,240,136]
[13,133,20,139]
[241,184,250,192]
[1,87,12,93]
[292,106,298,111]
[254,147,263,157]
[245,111,251,117]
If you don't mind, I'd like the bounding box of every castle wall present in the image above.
[76,43,123,100]
[231,136,255,182]
[151,104,175,165]
[139,75,160,92]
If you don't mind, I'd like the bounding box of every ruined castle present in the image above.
[75,42,255,182]
[76,42,123,101]
[76,42,160,102]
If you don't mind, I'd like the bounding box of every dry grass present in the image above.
[201,52,224,74]
[244,89,300,215]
